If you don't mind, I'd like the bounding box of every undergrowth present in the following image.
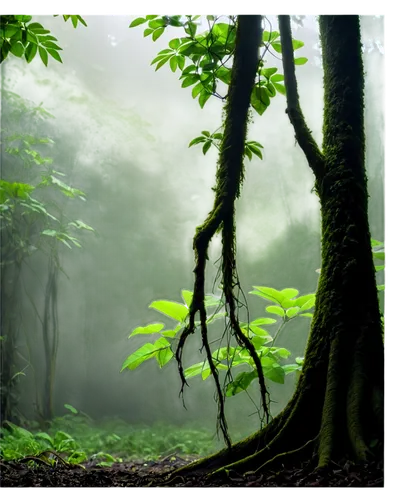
[0,411,221,466]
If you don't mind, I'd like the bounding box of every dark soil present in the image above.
[0,455,383,487]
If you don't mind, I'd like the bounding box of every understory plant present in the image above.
[122,238,384,426]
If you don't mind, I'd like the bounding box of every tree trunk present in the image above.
[169,15,383,478]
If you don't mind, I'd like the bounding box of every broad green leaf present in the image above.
[160,327,181,338]
[375,265,384,272]
[251,86,270,115]
[169,55,178,72]
[146,15,158,20]
[64,404,78,414]
[261,67,278,78]
[144,28,153,37]
[296,357,304,365]
[226,370,257,397]
[286,307,300,318]
[250,317,277,326]
[294,57,308,65]
[24,42,37,63]
[155,55,172,71]
[251,335,272,349]
[263,363,285,384]
[35,432,54,444]
[292,39,305,50]
[182,74,199,88]
[299,297,315,311]
[281,288,299,299]
[371,238,383,247]
[150,300,188,322]
[300,313,313,318]
[121,343,158,371]
[181,290,193,307]
[271,42,282,53]
[199,89,212,108]
[47,48,62,63]
[154,337,173,367]
[182,64,197,75]
[282,363,301,374]
[129,17,147,28]
[202,141,212,155]
[373,251,385,261]
[152,27,165,42]
[266,305,285,317]
[246,143,263,159]
[271,73,284,83]
[188,136,206,147]
[271,347,291,359]
[129,323,165,337]
[250,286,285,305]
[149,19,166,29]
[184,361,206,378]
[273,82,286,96]
[176,55,185,70]
[293,294,315,308]
[41,41,62,50]
[248,325,270,337]
[216,66,231,85]
[262,31,279,42]
[5,25,19,38]
[39,46,48,66]
[191,82,203,99]
[10,41,24,57]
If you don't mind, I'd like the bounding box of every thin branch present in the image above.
[278,15,325,182]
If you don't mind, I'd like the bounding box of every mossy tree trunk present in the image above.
[172,15,383,477]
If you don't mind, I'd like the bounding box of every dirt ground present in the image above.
[0,455,383,487]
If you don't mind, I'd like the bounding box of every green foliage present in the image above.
[372,238,385,292]
[0,15,87,65]
[130,15,307,167]
[122,283,313,412]
[1,90,93,263]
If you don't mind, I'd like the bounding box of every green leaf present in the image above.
[39,45,48,66]
[262,31,279,43]
[5,25,19,38]
[292,39,305,50]
[250,317,277,326]
[199,89,212,108]
[144,28,153,37]
[202,141,212,155]
[149,19,166,29]
[251,86,270,115]
[266,82,276,97]
[216,66,231,85]
[146,15,159,21]
[154,337,173,368]
[160,326,181,338]
[299,297,315,311]
[271,73,284,83]
[260,67,278,78]
[47,48,62,63]
[121,343,158,371]
[129,323,165,337]
[282,363,302,374]
[188,136,206,147]
[184,361,207,379]
[191,81,204,99]
[176,55,185,70]
[182,74,199,88]
[149,300,188,322]
[204,294,222,307]
[300,313,313,318]
[286,307,300,318]
[375,265,384,272]
[294,57,308,65]
[281,288,299,299]
[250,286,285,305]
[152,27,165,41]
[271,347,291,359]
[181,290,193,307]
[169,38,181,50]
[373,251,385,261]
[35,432,54,444]
[371,238,383,247]
[155,55,172,71]
[293,293,315,308]
[64,404,78,414]
[273,82,286,96]
[226,371,257,397]
[129,17,147,28]
[377,284,385,291]
[266,306,285,317]
[151,51,173,65]
[271,42,282,53]
[40,41,62,50]
[10,41,24,57]
[263,363,285,384]
[169,55,178,72]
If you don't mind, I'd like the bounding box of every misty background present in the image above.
[1,15,384,440]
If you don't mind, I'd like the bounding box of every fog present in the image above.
[1,15,384,440]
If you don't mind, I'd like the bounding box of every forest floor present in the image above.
[0,455,383,487]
